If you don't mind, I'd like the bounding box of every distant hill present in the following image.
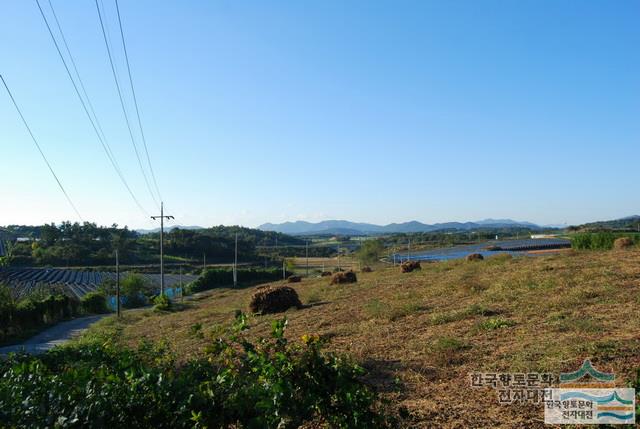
[258,219,546,236]
[576,215,640,231]
[136,225,204,235]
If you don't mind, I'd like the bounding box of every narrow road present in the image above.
[0,315,105,356]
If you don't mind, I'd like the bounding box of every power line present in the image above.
[47,0,109,150]
[1,74,84,222]
[35,0,149,217]
[94,0,160,209]
[114,0,162,202]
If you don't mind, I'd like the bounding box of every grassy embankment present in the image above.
[78,249,640,428]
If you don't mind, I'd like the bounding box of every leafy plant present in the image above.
[0,312,391,428]
[153,294,171,311]
[187,267,287,293]
[571,232,640,250]
[477,317,516,330]
[80,290,109,314]
[120,274,150,308]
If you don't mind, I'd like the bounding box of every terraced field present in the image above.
[0,268,197,299]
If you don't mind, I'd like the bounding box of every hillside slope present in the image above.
[83,250,640,428]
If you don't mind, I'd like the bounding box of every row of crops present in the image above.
[0,268,197,300]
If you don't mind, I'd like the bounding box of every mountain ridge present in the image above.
[258,219,549,235]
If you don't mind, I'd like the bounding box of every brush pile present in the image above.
[401,260,421,273]
[249,285,302,314]
[330,271,357,285]
[320,271,332,277]
[361,266,373,273]
[466,253,484,261]
[287,275,301,283]
[614,237,634,249]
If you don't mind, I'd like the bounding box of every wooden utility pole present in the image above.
[116,249,121,317]
[282,259,286,279]
[179,264,184,302]
[151,202,174,296]
[233,233,238,287]
[305,240,309,277]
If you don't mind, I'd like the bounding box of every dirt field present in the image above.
[80,250,640,428]
[290,256,359,271]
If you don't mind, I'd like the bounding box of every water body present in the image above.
[393,238,571,262]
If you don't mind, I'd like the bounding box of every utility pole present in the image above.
[233,232,238,287]
[179,264,184,302]
[305,240,309,277]
[151,202,174,296]
[282,259,286,280]
[116,249,121,317]
[408,238,411,261]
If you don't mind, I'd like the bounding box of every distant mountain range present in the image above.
[136,225,204,235]
[577,215,640,231]
[258,219,548,236]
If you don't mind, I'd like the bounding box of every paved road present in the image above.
[0,290,216,357]
[0,315,106,356]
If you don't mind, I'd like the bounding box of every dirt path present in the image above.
[0,315,106,356]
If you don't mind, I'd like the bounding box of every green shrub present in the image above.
[571,232,640,250]
[121,274,150,308]
[153,294,171,311]
[80,291,109,314]
[0,313,390,428]
[187,267,287,293]
[1,292,81,344]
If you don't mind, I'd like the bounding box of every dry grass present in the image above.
[81,250,640,428]
[614,236,634,249]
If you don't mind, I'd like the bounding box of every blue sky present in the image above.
[1,0,639,229]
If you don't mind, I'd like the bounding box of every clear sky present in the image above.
[1,0,639,229]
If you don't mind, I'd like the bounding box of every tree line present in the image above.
[0,222,305,268]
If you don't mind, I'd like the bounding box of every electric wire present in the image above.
[1,74,84,222]
[46,0,111,162]
[34,0,149,217]
[114,0,162,202]
[94,0,160,209]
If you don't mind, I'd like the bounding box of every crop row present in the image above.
[0,268,196,299]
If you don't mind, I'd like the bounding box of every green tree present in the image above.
[121,274,150,308]
[356,239,384,265]
[40,223,60,246]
